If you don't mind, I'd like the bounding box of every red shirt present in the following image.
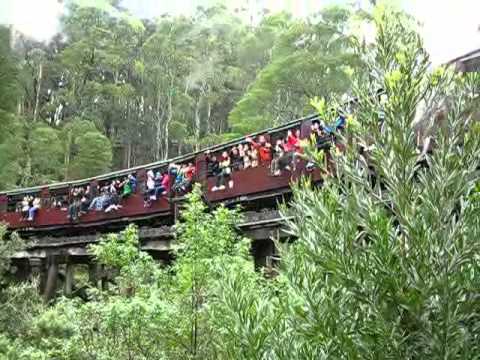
[161,174,171,192]
[185,166,195,181]
[285,134,299,152]
[250,140,272,162]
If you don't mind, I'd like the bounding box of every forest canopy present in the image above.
[0,1,364,190]
[0,2,480,359]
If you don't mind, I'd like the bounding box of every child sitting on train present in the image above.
[27,197,41,221]
[246,135,272,166]
[212,151,233,191]
[143,170,156,207]
[175,163,195,193]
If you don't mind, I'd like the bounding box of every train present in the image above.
[0,113,325,233]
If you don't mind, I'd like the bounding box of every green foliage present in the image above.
[70,131,113,179]
[0,3,371,185]
[90,225,157,295]
[229,6,362,134]
[0,125,23,190]
[5,186,263,359]
[0,225,45,356]
[29,126,65,184]
[0,27,22,190]
[0,225,26,282]
[277,6,480,358]
[1,4,480,360]
[0,27,18,137]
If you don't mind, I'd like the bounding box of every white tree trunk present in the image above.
[155,90,165,161]
[164,89,173,160]
[194,99,201,152]
[33,62,43,122]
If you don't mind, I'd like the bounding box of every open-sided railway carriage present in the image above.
[0,114,327,235]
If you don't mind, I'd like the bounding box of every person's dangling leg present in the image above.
[154,186,165,199]
[212,174,223,192]
[217,173,226,190]
[27,207,36,221]
[226,174,234,189]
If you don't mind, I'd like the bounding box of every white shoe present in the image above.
[212,186,218,192]
[218,185,226,190]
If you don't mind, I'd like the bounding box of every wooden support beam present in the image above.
[64,262,74,297]
[43,256,58,301]
[13,210,288,261]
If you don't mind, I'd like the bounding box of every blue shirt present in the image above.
[89,195,109,211]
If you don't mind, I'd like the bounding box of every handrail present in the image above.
[0,112,320,197]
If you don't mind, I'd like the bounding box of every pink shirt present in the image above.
[161,174,171,192]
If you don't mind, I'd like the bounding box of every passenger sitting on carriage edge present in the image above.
[128,173,137,193]
[105,186,121,213]
[212,151,233,191]
[306,120,333,171]
[247,144,259,168]
[271,138,293,176]
[143,170,156,207]
[20,197,29,219]
[68,197,80,222]
[172,164,192,194]
[120,176,133,198]
[27,197,41,221]
[89,189,109,211]
[173,166,185,192]
[206,151,220,177]
[284,129,300,153]
[181,162,196,192]
[162,169,171,195]
[311,120,332,151]
[153,171,166,199]
[246,135,272,165]
[242,144,252,169]
[230,147,243,171]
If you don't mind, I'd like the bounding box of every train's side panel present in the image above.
[0,193,171,230]
[0,165,322,231]
[0,141,324,230]
[206,160,320,202]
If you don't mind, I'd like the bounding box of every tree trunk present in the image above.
[126,142,132,169]
[163,77,174,160]
[155,90,165,161]
[206,100,212,135]
[194,99,201,152]
[33,62,43,122]
[64,132,71,180]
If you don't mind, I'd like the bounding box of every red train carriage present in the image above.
[0,114,328,233]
